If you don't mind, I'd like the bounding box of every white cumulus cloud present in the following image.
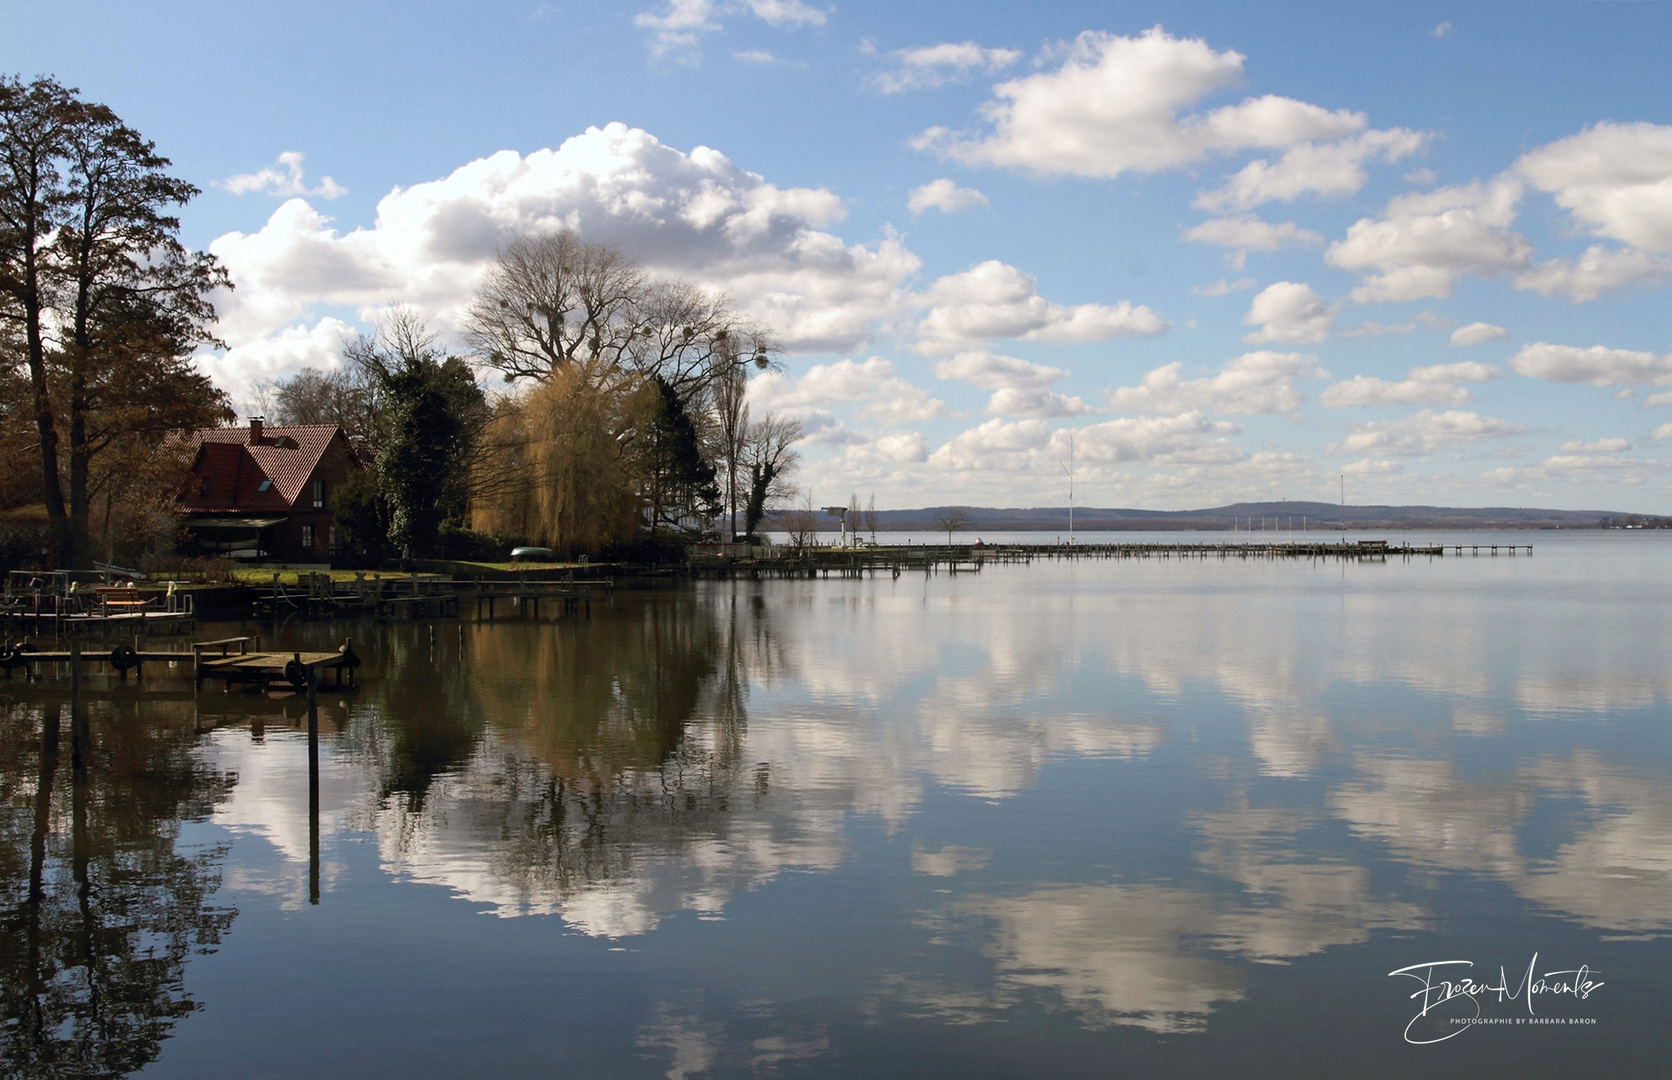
[1070,412,1242,464]
[908,178,989,215]
[872,41,1022,94]
[1515,122,1672,252]
[1194,129,1425,214]
[1320,361,1500,408]
[220,151,346,200]
[1508,343,1672,387]
[748,356,951,425]
[1336,409,1524,456]
[1515,246,1672,303]
[914,260,1166,351]
[1241,281,1335,345]
[1450,322,1509,346]
[1559,438,1630,453]
[927,411,1239,473]
[1107,351,1326,415]
[934,351,1091,418]
[207,123,926,392]
[914,28,1373,180]
[1181,215,1323,251]
[929,417,1053,471]
[197,317,358,407]
[635,0,827,58]
[1191,277,1257,297]
[1326,179,1530,303]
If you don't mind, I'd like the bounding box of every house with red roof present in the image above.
[176,418,361,563]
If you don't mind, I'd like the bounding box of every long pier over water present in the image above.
[690,539,1531,578]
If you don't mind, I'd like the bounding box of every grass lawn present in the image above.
[224,567,440,586]
[443,560,591,573]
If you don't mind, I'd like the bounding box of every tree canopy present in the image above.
[0,75,229,569]
[342,310,486,562]
[465,231,801,556]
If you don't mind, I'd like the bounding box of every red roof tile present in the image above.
[178,424,348,512]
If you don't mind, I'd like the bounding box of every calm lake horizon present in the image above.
[5,530,1670,1077]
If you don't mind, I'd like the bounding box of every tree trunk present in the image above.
[68,365,93,570]
[23,293,72,565]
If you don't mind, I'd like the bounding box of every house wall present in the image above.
[277,434,358,562]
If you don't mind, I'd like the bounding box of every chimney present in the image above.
[248,417,264,445]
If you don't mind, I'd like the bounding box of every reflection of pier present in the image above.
[689,540,1529,578]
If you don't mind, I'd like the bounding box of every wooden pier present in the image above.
[688,539,1530,579]
[249,572,600,621]
[0,635,360,693]
[3,573,197,638]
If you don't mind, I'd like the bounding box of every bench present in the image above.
[93,585,154,614]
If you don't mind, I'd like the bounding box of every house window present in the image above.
[312,478,325,508]
[256,478,273,493]
[301,524,314,550]
[198,477,211,496]
[328,525,338,553]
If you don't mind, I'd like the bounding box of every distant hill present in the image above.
[777,501,1664,532]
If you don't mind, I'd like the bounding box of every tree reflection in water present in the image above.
[354,585,798,926]
[0,695,235,1077]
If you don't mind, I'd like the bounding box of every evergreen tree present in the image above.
[345,311,484,562]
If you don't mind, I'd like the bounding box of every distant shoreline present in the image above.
[771,500,1666,532]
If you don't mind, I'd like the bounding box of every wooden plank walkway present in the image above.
[194,649,358,692]
[248,572,601,621]
[686,539,1526,579]
[0,635,361,693]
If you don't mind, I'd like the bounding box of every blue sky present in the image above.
[10,1,1672,511]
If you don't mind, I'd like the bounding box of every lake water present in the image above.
[4,531,1670,1077]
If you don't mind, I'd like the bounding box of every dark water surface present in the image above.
[4,532,1671,1077]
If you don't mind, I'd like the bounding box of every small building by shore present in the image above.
[176,418,359,563]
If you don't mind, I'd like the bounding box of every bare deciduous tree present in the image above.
[710,363,749,541]
[783,489,816,553]
[742,413,800,541]
[931,507,973,545]
[463,231,646,382]
[463,230,775,399]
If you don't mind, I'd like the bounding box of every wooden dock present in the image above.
[0,635,361,693]
[249,572,600,621]
[687,539,1529,579]
[3,577,196,638]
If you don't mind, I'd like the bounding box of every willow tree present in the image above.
[0,76,229,569]
[473,358,640,553]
